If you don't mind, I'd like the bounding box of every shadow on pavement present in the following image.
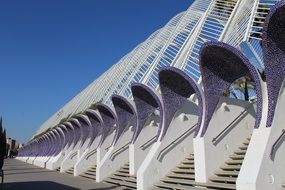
[3,168,44,171]
[5,170,55,175]
[3,181,80,190]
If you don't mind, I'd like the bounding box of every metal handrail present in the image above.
[110,142,130,160]
[156,124,197,160]
[105,145,112,151]
[140,136,157,149]
[212,105,251,144]
[270,129,285,160]
[85,149,97,160]
[70,152,77,159]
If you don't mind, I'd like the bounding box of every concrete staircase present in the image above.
[154,154,195,189]
[104,163,137,189]
[79,165,97,180]
[196,137,250,190]
[65,167,74,175]
[154,137,250,190]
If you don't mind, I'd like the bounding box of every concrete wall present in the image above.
[137,100,198,190]
[194,97,255,183]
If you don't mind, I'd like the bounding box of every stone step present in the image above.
[181,160,194,164]
[195,137,249,190]
[196,182,236,189]
[209,176,237,183]
[65,170,74,175]
[88,168,96,173]
[79,172,96,180]
[172,168,195,174]
[117,168,129,173]
[104,162,137,189]
[214,170,239,177]
[121,180,137,189]
[244,137,250,142]
[185,156,194,161]
[122,165,129,170]
[239,145,248,150]
[234,150,246,155]
[167,173,195,180]
[154,181,197,190]
[85,171,96,176]
[104,177,122,185]
[160,177,195,186]
[176,164,194,169]
[154,154,195,189]
[124,176,137,183]
[229,155,245,160]
[220,165,241,171]
[105,176,136,189]
[225,159,243,165]
[113,172,130,178]
[65,167,74,175]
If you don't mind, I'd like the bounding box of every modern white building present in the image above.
[18,0,285,190]
[35,0,277,137]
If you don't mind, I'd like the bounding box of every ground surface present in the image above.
[2,159,122,190]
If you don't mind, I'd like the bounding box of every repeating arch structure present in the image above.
[55,126,66,153]
[17,2,285,190]
[157,66,203,140]
[97,103,118,146]
[58,124,69,150]
[262,0,285,128]
[75,114,92,147]
[111,94,136,145]
[85,109,103,147]
[45,132,54,156]
[236,3,285,189]
[40,135,48,155]
[199,41,263,136]
[48,130,57,156]
[52,129,62,155]
[69,119,82,148]
[64,122,76,149]
[49,130,58,155]
[40,133,49,156]
[130,83,163,143]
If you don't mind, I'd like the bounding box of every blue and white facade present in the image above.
[18,0,285,190]
[34,0,277,136]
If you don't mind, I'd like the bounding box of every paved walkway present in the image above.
[2,159,122,190]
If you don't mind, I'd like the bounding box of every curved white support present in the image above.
[129,115,159,175]
[33,156,50,168]
[78,138,91,158]
[96,127,133,182]
[137,101,198,190]
[237,87,285,190]
[45,151,65,170]
[95,130,116,181]
[60,140,82,173]
[74,135,101,176]
[194,97,255,183]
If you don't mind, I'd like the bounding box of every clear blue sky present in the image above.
[0,0,193,143]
